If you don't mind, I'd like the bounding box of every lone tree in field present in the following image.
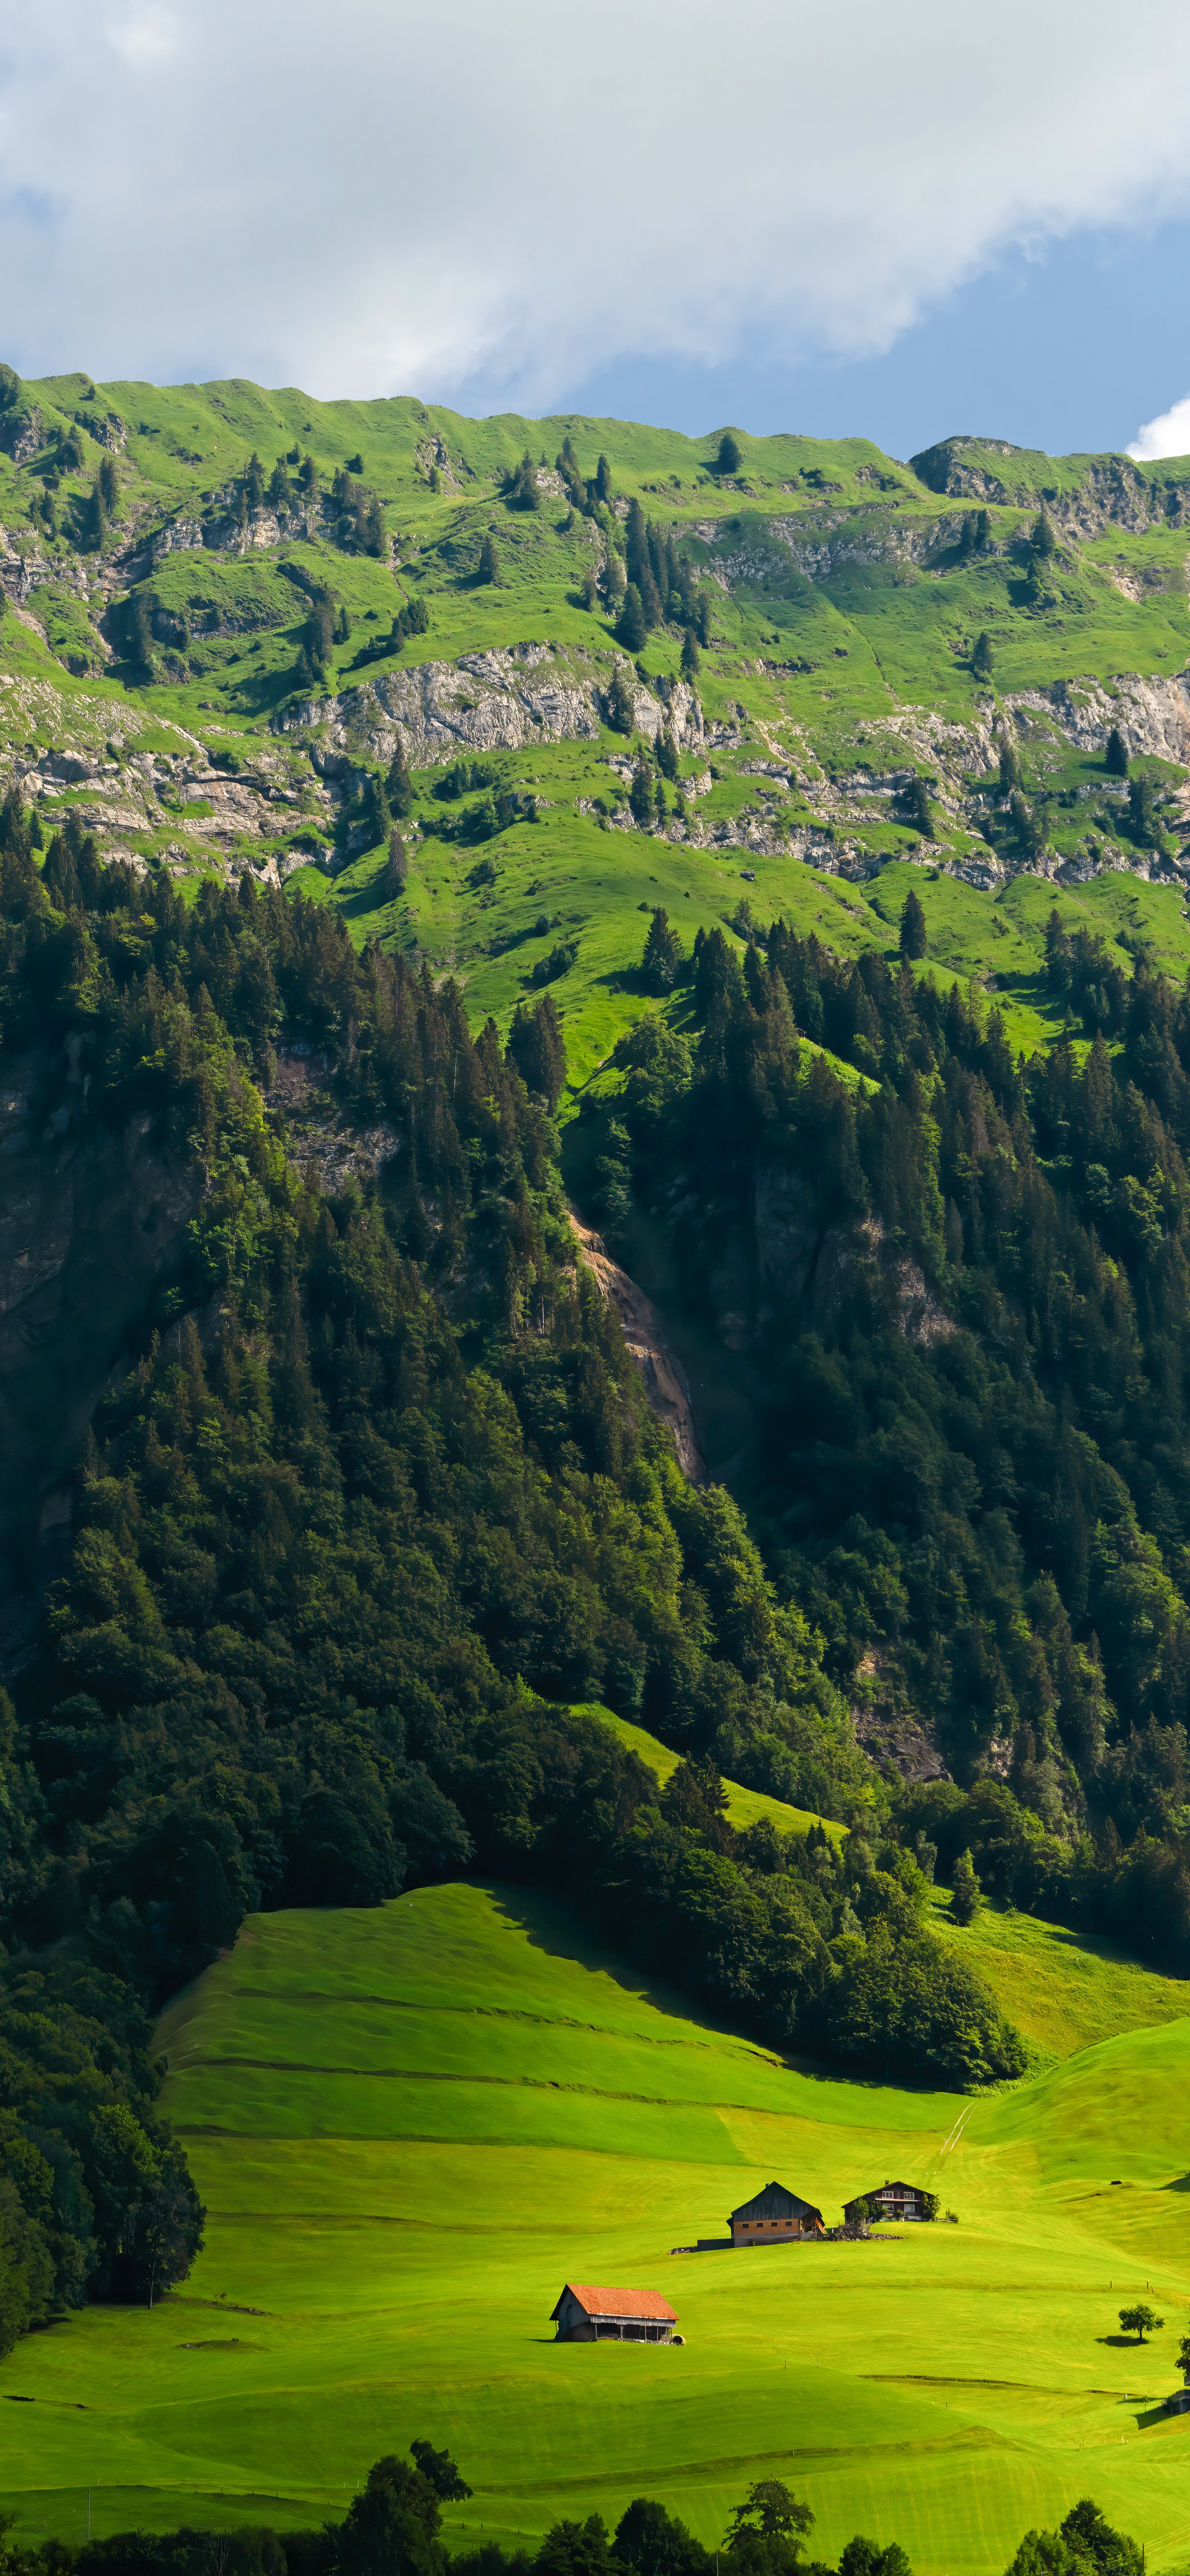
[950,1848,981,1926]
[1105,726,1129,776]
[681,626,701,678]
[1119,2303,1163,2342]
[715,432,742,475]
[971,631,993,679]
[385,831,408,895]
[1031,510,1057,558]
[477,531,500,584]
[899,886,927,960]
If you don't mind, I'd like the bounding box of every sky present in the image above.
[2,0,1190,460]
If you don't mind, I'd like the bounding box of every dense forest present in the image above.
[585,898,1190,1965]
[0,799,1031,2352]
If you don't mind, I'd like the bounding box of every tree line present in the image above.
[0,2446,1141,2576]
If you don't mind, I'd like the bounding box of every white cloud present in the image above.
[1128,395,1190,461]
[2,0,1190,410]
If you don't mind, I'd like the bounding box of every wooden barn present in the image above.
[550,2283,679,2343]
[728,2181,824,2245]
[844,2179,935,2224]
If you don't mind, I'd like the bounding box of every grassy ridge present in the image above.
[2,1887,1189,2569]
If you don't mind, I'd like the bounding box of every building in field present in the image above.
[550,2284,679,2343]
[728,2181,824,2245]
[843,2179,936,2225]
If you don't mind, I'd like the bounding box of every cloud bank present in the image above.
[2,0,1190,414]
[1129,395,1190,461]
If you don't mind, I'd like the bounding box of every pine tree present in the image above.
[950,1849,981,1926]
[1105,727,1129,777]
[126,590,153,668]
[98,454,119,514]
[975,509,991,548]
[905,775,932,836]
[478,532,500,584]
[899,886,927,960]
[607,664,636,734]
[617,584,647,652]
[998,739,1021,793]
[715,432,742,474]
[656,730,680,783]
[638,563,663,629]
[654,776,668,827]
[385,831,408,895]
[268,459,291,512]
[82,482,106,551]
[971,631,993,679]
[694,591,713,648]
[641,907,684,992]
[387,735,415,818]
[245,452,264,513]
[681,628,701,679]
[506,993,567,1109]
[1031,510,1057,558]
[629,750,656,828]
[595,454,612,502]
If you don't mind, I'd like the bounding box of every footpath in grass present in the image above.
[2,1885,1190,2572]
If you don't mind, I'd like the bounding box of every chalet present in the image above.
[550,2283,679,2343]
[1165,2388,1190,2415]
[728,2181,824,2245]
[843,2179,935,2225]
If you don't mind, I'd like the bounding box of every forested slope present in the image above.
[0,800,1027,2355]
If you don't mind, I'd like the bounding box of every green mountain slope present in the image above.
[3,1886,1189,2566]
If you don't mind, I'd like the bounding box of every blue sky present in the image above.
[528,223,1190,463]
[3,0,1190,462]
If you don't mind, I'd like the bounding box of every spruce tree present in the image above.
[83,482,106,551]
[971,631,993,679]
[269,459,291,512]
[638,563,663,629]
[387,734,415,818]
[641,907,684,992]
[715,432,742,474]
[245,452,265,512]
[899,886,927,960]
[478,532,500,584]
[629,750,655,828]
[656,729,680,782]
[595,454,612,502]
[1105,726,1129,777]
[98,454,119,514]
[998,739,1021,793]
[694,591,712,648]
[607,664,635,733]
[1031,510,1057,558]
[975,509,991,549]
[385,831,408,895]
[950,1849,981,1926]
[681,628,701,679]
[126,590,154,668]
[905,775,932,836]
[617,584,647,652]
[654,776,668,827]
[506,993,567,1109]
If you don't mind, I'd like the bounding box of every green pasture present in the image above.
[582,1705,845,1843]
[3,1884,1190,2572]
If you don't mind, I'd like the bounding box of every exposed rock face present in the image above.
[570,1216,705,1481]
[1015,672,1190,764]
[279,646,704,770]
[0,407,42,466]
[0,1044,201,1604]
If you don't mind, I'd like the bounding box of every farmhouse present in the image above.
[844,2179,936,2224]
[729,2181,824,2245]
[550,2284,679,2343]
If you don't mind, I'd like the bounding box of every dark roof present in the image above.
[846,2179,929,2201]
[730,2180,824,2224]
[550,2283,677,2323]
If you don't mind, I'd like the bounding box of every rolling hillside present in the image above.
[1,1886,1188,2569]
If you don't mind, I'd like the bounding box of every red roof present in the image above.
[552,2283,677,2322]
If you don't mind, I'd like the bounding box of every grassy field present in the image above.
[2,1884,1190,2573]
[573,1704,845,1842]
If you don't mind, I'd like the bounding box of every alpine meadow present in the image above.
[2,367,1190,2576]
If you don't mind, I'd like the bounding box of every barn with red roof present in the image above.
[550,2283,680,2343]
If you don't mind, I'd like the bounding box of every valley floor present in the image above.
[1,1886,1189,2575]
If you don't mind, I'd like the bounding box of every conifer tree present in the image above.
[629,749,656,828]
[716,432,742,474]
[681,627,701,679]
[506,992,567,1109]
[478,532,500,584]
[98,454,119,514]
[387,734,415,818]
[641,906,684,992]
[950,1849,981,1926]
[82,481,106,550]
[245,452,265,512]
[1105,726,1129,777]
[1031,510,1057,558]
[905,775,932,836]
[694,591,713,648]
[998,739,1021,793]
[899,886,927,960]
[617,584,647,652]
[386,831,408,894]
[971,631,993,679]
[595,454,612,502]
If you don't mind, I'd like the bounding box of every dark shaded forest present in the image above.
[585,903,1190,1967]
[0,801,1028,2351]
